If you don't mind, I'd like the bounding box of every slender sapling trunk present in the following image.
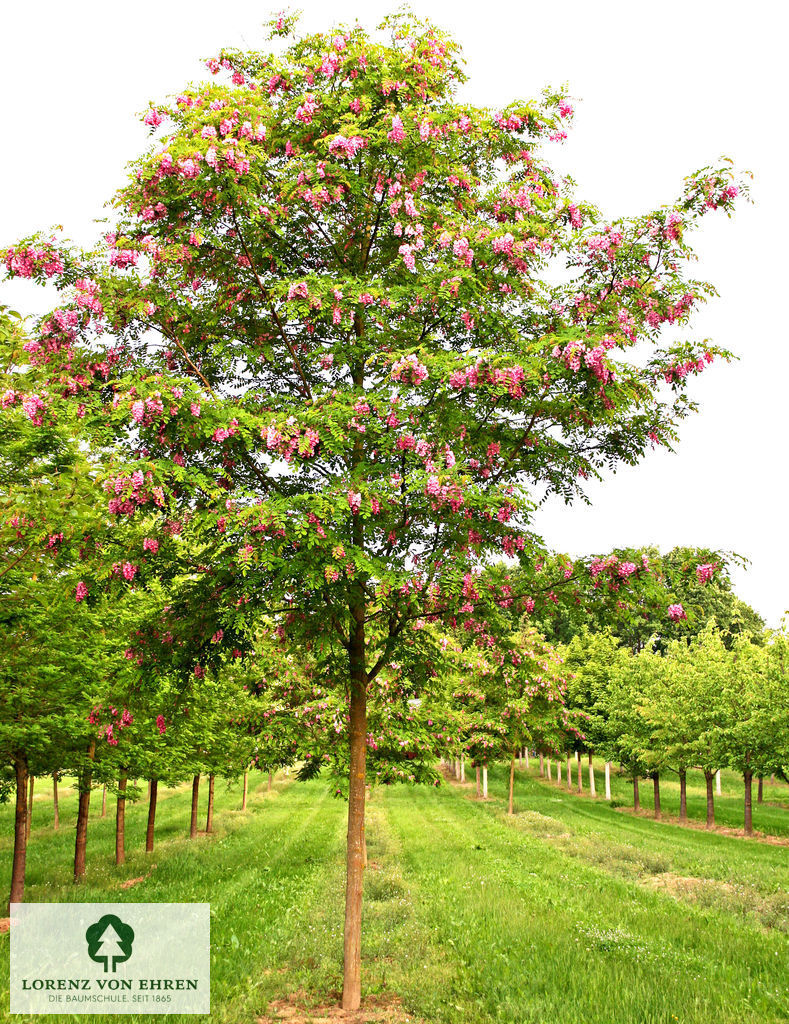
[679,769,687,822]
[588,753,596,797]
[115,772,127,866]
[341,604,368,1012]
[190,774,200,838]
[653,773,661,819]
[242,771,248,810]
[604,761,611,801]
[705,771,715,828]
[74,750,94,883]
[744,769,753,835]
[146,779,158,853]
[508,753,516,815]
[9,754,29,909]
[205,774,215,834]
[26,775,34,840]
[53,773,59,831]
[633,775,640,812]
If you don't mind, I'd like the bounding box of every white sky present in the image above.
[2,1,786,625]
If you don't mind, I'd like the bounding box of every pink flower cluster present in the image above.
[388,116,407,143]
[156,714,167,735]
[109,248,139,269]
[696,562,717,584]
[106,469,164,516]
[130,392,165,426]
[448,361,526,399]
[143,108,165,128]
[391,353,428,386]
[213,418,239,442]
[553,339,615,384]
[328,135,367,158]
[75,581,89,602]
[262,422,320,461]
[4,243,64,279]
[667,603,687,622]
[664,350,714,384]
[89,704,134,746]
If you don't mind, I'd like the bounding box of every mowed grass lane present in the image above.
[3,769,789,1023]
[377,773,789,1024]
[0,774,349,1024]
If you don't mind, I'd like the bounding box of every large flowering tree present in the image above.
[2,10,744,1008]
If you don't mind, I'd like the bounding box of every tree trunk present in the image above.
[475,765,480,798]
[482,764,488,799]
[190,774,200,838]
[115,772,127,866]
[633,775,640,812]
[74,753,94,883]
[743,769,753,835]
[588,753,596,797]
[757,776,763,803]
[268,771,273,791]
[146,779,158,853]
[52,773,59,831]
[26,775,34,840]
[705,771,715,828]
[508,753,516,815]
[604,761,611,801]
[557,760,561,783]
[101,784,107,818]
[341,609,368,1013]
[460,754,465,783]
[9,754,29,909]
[538,752,544,777]
[524,749,529,769]
[205,774,215,834]
[715,769,722,796]
[653,774,661,819]
[566,755,572,791]
[546,758,552,781]
[679,769,688,822]
[242,772,248,810]
[576,753,583,792]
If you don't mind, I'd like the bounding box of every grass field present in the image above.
[2,765,788,1023]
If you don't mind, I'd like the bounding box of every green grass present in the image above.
[2,766,789,1023]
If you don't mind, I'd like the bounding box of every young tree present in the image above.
[2,11,744,1007]
[720,633,788,834]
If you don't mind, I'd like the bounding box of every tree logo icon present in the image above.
[85,914,135,973]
